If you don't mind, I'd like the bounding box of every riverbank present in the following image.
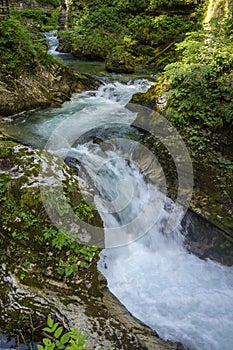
[0,16,101,117]
[0,63,102,116]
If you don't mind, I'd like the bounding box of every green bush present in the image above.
[37,316,88,350]
[149,0,197,10]
[71,27,116,59]
[61,0,200,64]
[0,17,56,74]
[37,316,111,350]
[11,6,60,31]
[164,29,233,130]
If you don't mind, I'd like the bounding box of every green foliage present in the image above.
[69,4,122,59]
[79,245,98,263]
[0,193,40,241]
[45,7,60,31]
[36,0,60,7]
[112,0,148,15]
[61,0,201,64]
[37,316,87,350]
[0,17,37,74]
[0,16,56,75]
[42,227,75,250]
[163,28,233,134]
[12,7,61,31]
[149,0,197,10]
[74,201,94,222]
[0,149,98,280]
[15,8,48,24]
[128,14,194,46]
[0,175,10,197]
[58,257,78,277]
[42,226,98,275]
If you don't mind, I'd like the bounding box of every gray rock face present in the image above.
[0,266,185,350]
[0,65,101,117]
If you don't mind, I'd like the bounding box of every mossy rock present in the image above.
[0,139,104,247]
[105,46,135,74]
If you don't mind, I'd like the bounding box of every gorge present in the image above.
[0,1,232,350]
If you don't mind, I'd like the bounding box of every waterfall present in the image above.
[44,30,59,55]
[98,207,233,350]
[68,132,233,350]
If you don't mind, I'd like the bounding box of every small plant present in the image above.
[74,201,94,222]
[42,227,76,251]
[42,226,98,275]
[58,257,78,277]
[79,246,98,264]
[37,316,87,350]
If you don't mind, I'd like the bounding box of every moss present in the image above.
[105,46,136,73]
[0,139,103,273]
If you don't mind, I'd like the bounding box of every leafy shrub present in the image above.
[113,0,148,15]
[164,30,233,130]
[71,27,116,59]
[37,316,87,350]
[61,0,200,63]
[11,6,60,31]
[37,316,111,350]
[149,0,197,10]
[0,17,56,74]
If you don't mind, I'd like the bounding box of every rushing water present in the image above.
[1,38,233,350]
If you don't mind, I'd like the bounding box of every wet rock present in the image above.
[181,209,233,266]
[0,263,185,350]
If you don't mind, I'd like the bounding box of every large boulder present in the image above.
[0,64,101,117]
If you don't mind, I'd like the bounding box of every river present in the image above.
[1,32,233,350]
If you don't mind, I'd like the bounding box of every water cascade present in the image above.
[1,78,233,350]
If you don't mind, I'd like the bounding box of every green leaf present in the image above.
[55,340,65,349]
[47,316,54,328]
[37,345,44,350]
[43,338,52,347]
[54,326,63,339]
[43,327,53,333]
[60,332,70,344]
[65,265,74,277]
[51,322,59,332]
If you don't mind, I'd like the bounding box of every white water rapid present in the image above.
[44,30,59,55]
[98,213,233,350]
[1,80,233,350]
